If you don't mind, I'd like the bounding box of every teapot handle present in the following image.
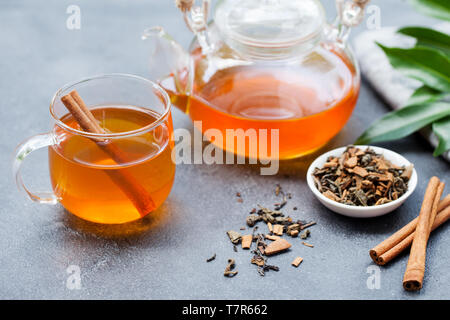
[176,0,214,54]
[328,0,371,45]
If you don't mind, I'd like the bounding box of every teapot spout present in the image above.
[142,26,193,97]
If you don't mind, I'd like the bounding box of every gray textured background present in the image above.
[0,0,448,299]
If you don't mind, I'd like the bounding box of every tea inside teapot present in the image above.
[146,0,368,159]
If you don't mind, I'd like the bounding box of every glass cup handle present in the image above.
[13,132,59,204]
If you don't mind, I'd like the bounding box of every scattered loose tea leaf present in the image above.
[206,253,216,263]
[224,183,318,277]
[300,222,316,230]
[272,224,284,236]
[274,197,287,210]
[255,234,267,255]
[274,184,288,210]
[267,222,273,233]
[300,229,310,239]
[286,223,300,236]
[251,236,269,276]
[251,226,259,238]
[224,259,238,277]
[251,255,265,267]
[291,257,303,267]
[275,184,281,196]
[251,237,280,277]
[227,230,241,244]
[246,214,262,227]
[264,264,280,272]
[275,216,292,225]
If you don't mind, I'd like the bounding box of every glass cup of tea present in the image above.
[13,74,175,224]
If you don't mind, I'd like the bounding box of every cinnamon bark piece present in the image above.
[60,91,156,216]
[265,235,281,241]
[241,235,253,249]
[352,166,368,177]
[290,230,299,237]
[302,242,314,248]
[344,156,358,168]
[291,257,303,267]
[403,177,444,291]
[370,194,450,265]
[379,204,450,265]
[323,190,340,201]
[264,239,291,255]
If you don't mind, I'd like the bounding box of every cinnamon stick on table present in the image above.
[61,91,156,217]
[403,177,444,291]
[370,194,450,265]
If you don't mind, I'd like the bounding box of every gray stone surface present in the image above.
[0,0,448,299]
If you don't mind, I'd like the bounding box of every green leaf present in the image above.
[409,0,450,21]
[405,85,448,106]
[355,101,450,145]
[397,27,450,55]
[377,43,450,92]
[432,116,450,156]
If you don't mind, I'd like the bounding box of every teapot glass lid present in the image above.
[214,0,326,59]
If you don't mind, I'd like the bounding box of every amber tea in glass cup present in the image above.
[13,74,175,224]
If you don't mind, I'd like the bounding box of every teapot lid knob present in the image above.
[214,0,326,59]
[175,0,194,12]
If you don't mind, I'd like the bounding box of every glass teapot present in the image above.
[143,0,369,160]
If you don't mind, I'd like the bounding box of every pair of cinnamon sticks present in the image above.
[61,90,156,217]
[370,176,448,291]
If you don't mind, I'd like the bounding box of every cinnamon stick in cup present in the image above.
[403,177,444,291]
[61,91,156,217]
[370,194,450,265]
